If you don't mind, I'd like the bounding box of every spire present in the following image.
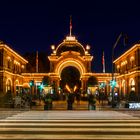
[70,15,72,36]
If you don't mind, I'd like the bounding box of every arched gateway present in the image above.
[48,35,93,92]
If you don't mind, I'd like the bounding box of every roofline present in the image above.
[0,44,28,63]
[55,36,86,55]
[113,44,140,63]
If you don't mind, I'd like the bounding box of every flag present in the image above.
[36,51,38,73]
[102,51,105,73]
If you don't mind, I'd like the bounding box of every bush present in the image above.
[128,91,137,102]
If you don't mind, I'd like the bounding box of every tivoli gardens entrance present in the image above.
[60,66,81,94]
[47,35,94,110]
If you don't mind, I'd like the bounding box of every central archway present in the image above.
[60,66,81,93]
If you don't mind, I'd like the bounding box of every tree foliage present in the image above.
[42,76,50,86]
[87,76,98,86]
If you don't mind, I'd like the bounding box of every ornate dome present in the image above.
[55,36,86,56]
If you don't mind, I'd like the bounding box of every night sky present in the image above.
[0,0,140,72]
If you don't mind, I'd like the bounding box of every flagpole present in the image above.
[36,51,38,73]
[70,16,72,36]
[102,51,105,73]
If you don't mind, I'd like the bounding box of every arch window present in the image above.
[129,78,135,91]
[6,78,12,93]
[122,80,126,95]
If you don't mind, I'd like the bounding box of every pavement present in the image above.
[0,111,140,139]
[1,100,140,140]
[2,110,139,120]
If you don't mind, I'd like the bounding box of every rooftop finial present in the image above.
[70,15,72,36]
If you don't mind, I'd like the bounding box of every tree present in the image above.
[128,91,137,102]
[87,76,98,87]
[42,76,50,86]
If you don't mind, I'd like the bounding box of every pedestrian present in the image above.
[67,93,74,110]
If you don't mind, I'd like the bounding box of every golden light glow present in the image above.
[55,59,86,77]
[74,85,77,92]
[130,56,135,61]
[86,45,90,50]
[22,83,30,88]
[114,44,140,63]
[21,65,25,69]
[14,60,20,65]
[66,36,76,41]
[65,84,71,93]
[121,60,127,66]
[117,65,120,69]
[53,50,56,54]
[0,44,28,63]
[15,79,19,86]
[7,56,11,61]
[85,51,88,54]
[116,70,140,78]
[129,78,135,86]
[6,78,12,86]
[51,45,55,50]
[0,70,24,78]
[55,38,86,55]
[122,79,125,87]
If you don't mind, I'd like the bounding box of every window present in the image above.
[129,78,135,91]
[6,79,12,93]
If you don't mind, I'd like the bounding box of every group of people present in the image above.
[66,92,96,110]
[14,93,31,108]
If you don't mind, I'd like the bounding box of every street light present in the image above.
[112,33,123,108]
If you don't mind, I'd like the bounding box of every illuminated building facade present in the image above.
[114,44,140,98]
[0,35,139,100]
[48,35,93,90]
[0,41,28,97]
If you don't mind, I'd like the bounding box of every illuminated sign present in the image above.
[129,103,140,109]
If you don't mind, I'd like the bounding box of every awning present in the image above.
[22,83,30,88]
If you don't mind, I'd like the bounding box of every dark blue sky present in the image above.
[0,0,140,72]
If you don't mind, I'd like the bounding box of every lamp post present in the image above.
[112,33,122,108]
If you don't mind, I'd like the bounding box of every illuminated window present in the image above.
[130,56,135,68]
[7,56,11,69]
[117,65,120,73]
[129,78,135,91]
[122,80,126,95]
[6,79,12,93]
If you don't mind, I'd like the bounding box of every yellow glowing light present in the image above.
[125,60,127,64]
[116,70,140,78]
[74,85,77,92]
[66,36,76,41]
[15,80,19,86]
[114,44,140,63]
[0,44,28,63]
[65,84,71,93]
[6,78,12,86]
[53,50,56,54]
[130,56,135,61]
[51,45,55,50]
[117,65,120,69]
[121,60,127,66]
[86,45,90,50]
[85,51,88,54]
[55,38,86,55]
[21,65,25,69]
[129,78,135,86]
[55,59,85,77]
[7,56,11,61]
